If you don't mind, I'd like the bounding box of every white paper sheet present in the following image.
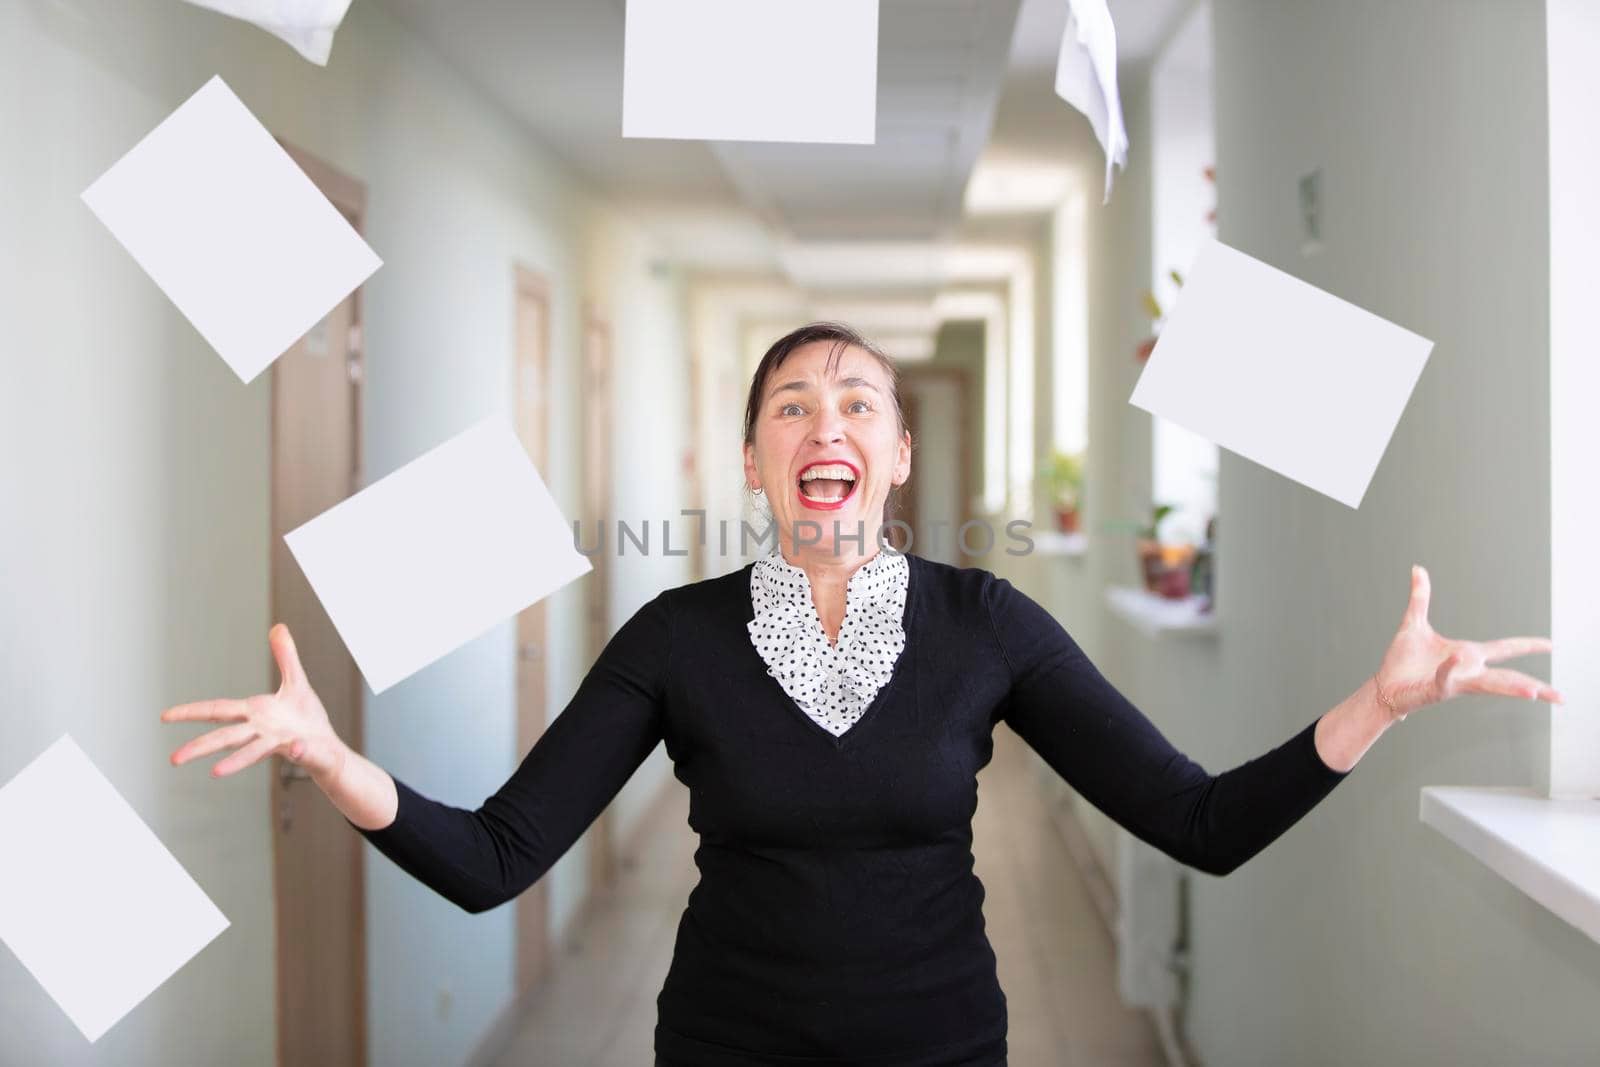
[622,0,878,144]
[180,0,353,65]
[81,75,381,383]
[1128,239,1434,509]
[1055,0,1128,203]
[0,736,229,1043]
[284,415,593,694]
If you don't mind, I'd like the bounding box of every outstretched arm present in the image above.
[984,566,1556,877]
[352,590,674,912]
[164,589,674,914]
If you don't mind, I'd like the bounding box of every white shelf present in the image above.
[1033,531,1087,557]
[1104,586,1217,638]
[1420,786,1600,945]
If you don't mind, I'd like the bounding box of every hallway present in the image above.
[491,726,1163,1067]
[5,1,1600,1065]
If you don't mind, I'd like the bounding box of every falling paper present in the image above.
[180,0,353,65]
[81,75,381,383]
[0,736,229,1043]
[623,0,878,144]
[284,415,592,694]
[1055,0,1127,203]
[1128,239,1433,509]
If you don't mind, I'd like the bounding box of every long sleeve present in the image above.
[985,574,1350,877]
[354,589,674,912]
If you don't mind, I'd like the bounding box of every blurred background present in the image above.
[2,0,1596,1064]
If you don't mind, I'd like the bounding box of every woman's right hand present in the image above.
[162,623,349,782]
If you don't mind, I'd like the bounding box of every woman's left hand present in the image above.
[1372,565,1562,722]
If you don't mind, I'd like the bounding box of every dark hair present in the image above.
[741,321,912,518]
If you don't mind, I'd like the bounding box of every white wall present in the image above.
[1148,0,1219,540]
[0,2,691,1065]
[686,280,809,573]
[578,212,694,888]
[1546,0,1600,799]
[1052,0,1600,1062]
[2,3,279,1062]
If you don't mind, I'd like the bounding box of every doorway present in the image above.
[512,266,553,999]
[581,309,617,895]
[899,369,972,565]
[269,142,367,1067]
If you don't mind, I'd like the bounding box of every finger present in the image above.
[1404,565,1431,627]
[1477,636,1553,663]
[172,723,256,767]
[1468,668,1564,704]
[269,624,305,691]
[160,698,249,725]
[212,735,279,778]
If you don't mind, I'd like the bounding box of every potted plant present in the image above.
[1154,542,1196,599]
[1041,449,1084,533]
[1135,504,1174,591]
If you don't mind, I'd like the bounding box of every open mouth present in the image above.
[796,461,859,509]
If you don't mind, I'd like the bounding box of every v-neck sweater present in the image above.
[747,547,909,737]
[355,553,1352,1066]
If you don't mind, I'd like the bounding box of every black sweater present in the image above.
[356,553,1352,1066]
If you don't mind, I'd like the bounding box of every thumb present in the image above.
[1403,564,1431,628]
[269,624,306,691]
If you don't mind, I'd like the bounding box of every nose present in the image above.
[809,406,846,445]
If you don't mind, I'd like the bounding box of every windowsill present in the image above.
[1104,586,1217,639]
[1419,786,1600,945]
[1033,531,1087,557]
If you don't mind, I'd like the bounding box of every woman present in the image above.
[163,322,1560,1066]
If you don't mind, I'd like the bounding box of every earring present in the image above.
[752,486,764,495]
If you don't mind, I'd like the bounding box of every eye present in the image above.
[848,399,873,414]
[779,402,804,416]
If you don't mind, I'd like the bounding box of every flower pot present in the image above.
[1136,539,1163,591]
[1135,336,1159,363]
[1054,505,1080,534]
[1155,564,1192,599]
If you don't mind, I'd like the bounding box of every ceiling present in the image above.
[1008,0,1197,73]
[379,0,1199,281]
[381,0,1019,240]
[709,0,1020,242]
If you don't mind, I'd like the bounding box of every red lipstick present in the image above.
[794,459,860,511]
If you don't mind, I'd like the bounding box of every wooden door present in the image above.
[890,390,919,553]
[896,369,972,562]
[269,144,367,1067]
[581,311,616,895]
[513,267,553,998]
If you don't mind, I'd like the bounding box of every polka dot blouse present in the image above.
[746,548,910,738]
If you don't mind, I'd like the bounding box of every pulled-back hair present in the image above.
[741,322,907,445]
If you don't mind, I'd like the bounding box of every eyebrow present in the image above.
[769,376,881,400]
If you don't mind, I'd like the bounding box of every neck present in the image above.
[775,520,884,584]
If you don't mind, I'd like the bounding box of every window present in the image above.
[1148,0,1218,547]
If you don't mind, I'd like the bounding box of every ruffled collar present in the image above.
[747,550,910,736]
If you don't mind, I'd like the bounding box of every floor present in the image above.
[490,726,1166,1066]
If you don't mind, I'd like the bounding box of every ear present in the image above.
[742,440,759,490]
[892,429,912,487]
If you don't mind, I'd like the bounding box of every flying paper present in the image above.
[1129,239,1434,509]
[284,415,592,694]
[81,75,381,383]
[623,0,878,144]
[0,736,229,1043]
[1055,0,1127,203]
[180,0,353,65]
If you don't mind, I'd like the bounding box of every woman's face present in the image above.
[743,340,911,556]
